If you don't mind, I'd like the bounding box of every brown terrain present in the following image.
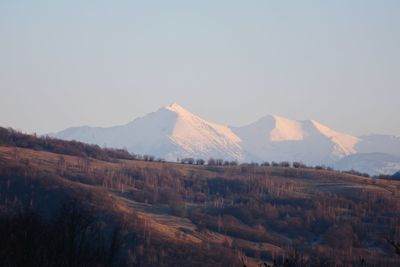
[0,128,400,266]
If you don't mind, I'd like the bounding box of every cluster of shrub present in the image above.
[181,157,343,173]
[375,171,400,180]
[180,157,237,166]
[157,155,399,179]
[171,158,400,179]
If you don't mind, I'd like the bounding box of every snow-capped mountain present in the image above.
[52,103,245,161]
[51,103,400,174]
[231,115,359,165]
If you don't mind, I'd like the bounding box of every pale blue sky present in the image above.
[0,1,399,135]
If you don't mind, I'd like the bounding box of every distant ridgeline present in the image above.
[0,127,137,161]
[0,127,399,180]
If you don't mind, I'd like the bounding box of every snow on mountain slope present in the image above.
[231,116,360,165]
[51,103,399,173]
[309,120,359,156]
[270,115,304,141]
[164,103,242,159]
[52,103,244,161]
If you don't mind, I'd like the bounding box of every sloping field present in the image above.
[1,146,399,266]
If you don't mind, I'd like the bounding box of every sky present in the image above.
[0,0,399,136]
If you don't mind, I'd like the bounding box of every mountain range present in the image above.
[51,103,400,175]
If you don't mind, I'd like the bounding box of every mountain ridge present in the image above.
[51,103,400,174]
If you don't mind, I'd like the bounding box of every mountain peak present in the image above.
[52,105,400,172]
[164,102,191,115]
[166,102,181,108]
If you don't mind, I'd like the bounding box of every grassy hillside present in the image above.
[0,129,400,266]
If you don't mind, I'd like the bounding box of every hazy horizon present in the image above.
[1,1,399,136]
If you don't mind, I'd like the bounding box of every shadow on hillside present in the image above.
[0,198,126,267]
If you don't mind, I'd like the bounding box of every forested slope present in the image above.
[0,128,399,266]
